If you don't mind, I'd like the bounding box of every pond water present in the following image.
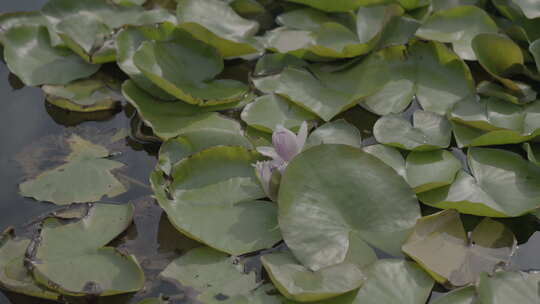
[0,1,539,304]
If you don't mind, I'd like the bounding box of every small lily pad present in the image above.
[402,210,516,287]
[2,25,99,86]
[241,94,317,133]
[19,134,126,205]
[373,111,452,151]
[151,146,281,255]
[406,150,462,193]
[418,148,540,217]
[416,6,498,60]
[305,120,362,149]
[122,80,245,140]
[176,0,262,58]
[431,287,478,304]
[478,271,540,304]
[27,203,144,296]
[363,144,406,178]
[279,144,420,271]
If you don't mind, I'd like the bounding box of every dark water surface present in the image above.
[1,1,539,304]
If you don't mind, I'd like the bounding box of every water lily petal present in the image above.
[296,121,308,151]
[254,161,273,197]
[273,125,300,161]
[256,146,279,159]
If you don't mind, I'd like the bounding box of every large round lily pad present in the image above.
[279,144,421,271]
[27,203,144,296]
[151,146,281,255]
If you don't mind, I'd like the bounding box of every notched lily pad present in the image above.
[42,73,122,112]
[405,150,462,193]
[19,134,127,205]
[418,148,540,217]
[151,146,281,255]
[449,96,540,147]
[402,210,516,288]
[2,25,100,86]
[176,0,262,58]
[279,144,420,271]
[26,203,144,296]
[374,110,452,151]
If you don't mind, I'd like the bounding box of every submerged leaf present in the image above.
[402,210,516,287]
[19,134,126,205]
[279,144,420,270]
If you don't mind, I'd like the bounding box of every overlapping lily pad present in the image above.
[176,0,262,58]
[402,210,516,287]
[279,144,420,271]
[363,144,406,178]
[151,146,281,255]
[19,134,126,205]
[284,0,392,12]
[418,148,540,217]
[27,203,144,296]
[2,25,100,86]
[524,143,540,166]
[478,271,540,304]
[374,110,452,151]
[431,287,478,304]
[304,120,362,149]
[416,6,498,60]
[477,81,537,105]
[405,150,462,193]
[0,12,61,46]
[41,0,174,63]
[449,96,540,147]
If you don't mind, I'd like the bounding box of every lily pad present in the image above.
[160,247,260,303]
[478,271,540,304]
[524,143,540,166]
[2,25,99,86]
[305,120,362,149]
[42,0,174,63]
[449,96,540,147]
[405,150,462,193]
[363,144,406,178]
[279,144,420,270]
[241,94,317,133]
[263,6,402,59]
[132,28,250,106]
[261,235,376,302]
[176,0,261,58]
[416,6,498,60]
[373,110,452,151]
[0,12,61,46]
[151,146,281,255]
[431,287,478,304]
[283,0,391,12]
[477,81,537,105]
[122,80,245,140]
[19,134,126,205]
[351,259,434,304]
[0,229,59,300]
[512,0,540,19]
[418,148,540,217]
[42,73,122,112]
[402,210,516,287]
[27,203,144,296]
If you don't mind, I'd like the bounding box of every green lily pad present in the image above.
[305,120,362,149]
[241,94,317,133]
[524,143,540,166]
[373,111,452,151]
[418,148,540,217]
[122,80,245,140]
[263,6,402,59]
[361,41,475,115]
[160,247,259,303]
[492,0,540,42]
[283,0,391,12]
[405,150,462,193]
[402,210,516,287]
[136,297,169,304]
[132,28,250,106]
[351,259,434,304]
[0,12,61,46]
[363,144,406,178]
[19,134,126,205]
[431,287,478,304]
[478,271,540,304]
[416,6,498,60]
[2,25,99,86]
[512,0,540,19]
[279,144,420,270]
[27,203,144,296]
[477,81,537,105]
[176,0,262,58]
[42,73,122,112]
[157,130,252,175]
[151,146,281,255]
[449,96,540,147]
[42,0,174,64]
[0,229,59,300]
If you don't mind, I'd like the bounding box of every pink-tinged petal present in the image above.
[254,161,273,198]
[296,121,308,151]
[273,125,300,161]
[257,146,279,159]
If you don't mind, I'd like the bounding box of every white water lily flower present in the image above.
[254,122,308,200]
